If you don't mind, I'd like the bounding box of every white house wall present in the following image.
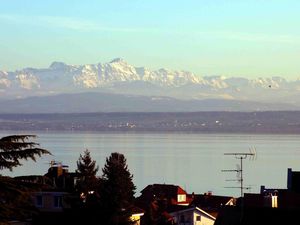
[170,208,215,225]
[194,210,215,225]
[172,210,193,225]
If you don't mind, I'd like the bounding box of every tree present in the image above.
[0,135,50,223]
[100,152,136,225]
[142,198,173,225]
[62,149,100,225]
[0,135,50,171]
[76,149,99,199]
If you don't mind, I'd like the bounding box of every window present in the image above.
[196,215,201,221]
[272,195,278,208]
[54,196,63,208]
[177,194,186,202]
[36,195,43,207]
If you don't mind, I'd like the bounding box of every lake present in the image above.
[1,131,300,197]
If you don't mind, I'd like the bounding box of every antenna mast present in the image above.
[222,148,256,197]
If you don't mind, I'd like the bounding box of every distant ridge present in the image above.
[0,92,297,113]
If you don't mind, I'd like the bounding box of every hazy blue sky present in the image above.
[1,0,300,79]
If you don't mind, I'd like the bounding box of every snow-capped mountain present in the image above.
[0,58,203,95]
[1,58,300,108]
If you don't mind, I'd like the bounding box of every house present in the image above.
[169,206,216,225]
[136,184,224,225]
[14,162,80,225]
[252,168,300,209]
[44,161,79,191]
[16,162,145,225]
[214,205,300,225]
[243,189,282,208]
[214,167,300,225]
[189,192,235,218]
[32,191,70,212]
[287,168,300,193]
[137,184,191,206]
[243,187,300,209]
[15,161,78,213]
[136,184,190,225]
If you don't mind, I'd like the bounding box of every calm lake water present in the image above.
[1,131,300,197]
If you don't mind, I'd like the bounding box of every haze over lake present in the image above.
[1,131,299,197]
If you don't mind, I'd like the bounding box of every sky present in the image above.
[1,0,300,79]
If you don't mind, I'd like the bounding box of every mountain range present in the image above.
[1,58,300,112]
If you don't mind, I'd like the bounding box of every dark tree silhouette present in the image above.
[142,199,173,225]
[100,152,136,225]
[63,149,101,225]
[0,135,50,171]
[76,149,99,199]
[0,135,50,223]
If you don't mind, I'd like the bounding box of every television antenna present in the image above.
[222,148,256,197]
[44,160,63,168]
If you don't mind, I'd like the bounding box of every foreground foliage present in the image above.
[76,149,99,197]
[0,135,50,171]
[0,135,50,224]
[100,152,136,225]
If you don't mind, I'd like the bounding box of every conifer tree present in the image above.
[100,152,136,225]
[0,135,50,171]
[73,149,100,225]
[76,149,99,197]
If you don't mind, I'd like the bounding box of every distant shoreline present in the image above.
[2,111,300,134]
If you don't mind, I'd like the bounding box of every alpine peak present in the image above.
[49,61,68,69]
[109,58,126,64]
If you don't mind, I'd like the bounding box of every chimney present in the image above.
[287,168,292,191]
[260,185,265,194]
